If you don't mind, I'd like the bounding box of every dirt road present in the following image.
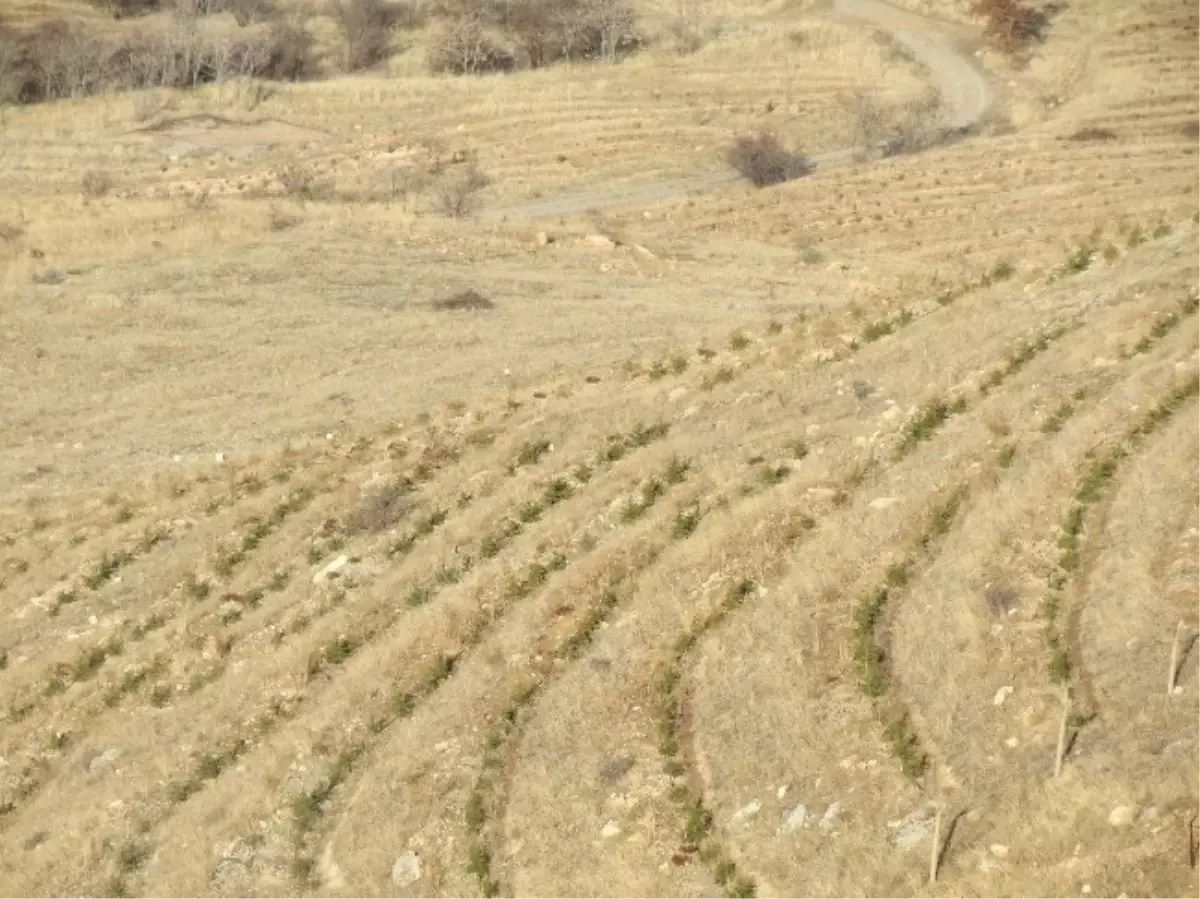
[485,0,994,222]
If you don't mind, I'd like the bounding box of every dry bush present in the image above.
[277,162,319,198]
[846,89,888,161]
[428,16,513,73]
[881,91,944,156]
[433,163,489,216]
[432,289,495,310]
[268,204,304,230]
[85,0,163,18]
[347,481,413,533]
[845,88,949,160]
[726,132,812,186]
[371,165,429,204]
[968,0,1048,57]
[0,222,26,243]
[329,0,407,71]
[1067,125,1117,142]
[429,0,635,72]
[81,170,114,198]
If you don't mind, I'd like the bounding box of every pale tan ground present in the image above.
[0,0,1198,895]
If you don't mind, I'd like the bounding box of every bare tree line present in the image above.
[0,0,642,106]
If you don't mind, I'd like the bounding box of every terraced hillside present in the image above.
[1,0,1198,895]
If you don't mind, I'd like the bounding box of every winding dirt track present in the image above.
[486,0,994,223]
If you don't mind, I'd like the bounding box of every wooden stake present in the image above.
[1168,620,1186,694]
[928,804,943,884]
[1188,813,1197,869]
[1053,684,1070,778]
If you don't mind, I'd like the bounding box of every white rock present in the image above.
[88,747,124,773]
[600,820,621,839]
[731,799,762,825]
[215,452,226,463]
[881,405,903,421]
[313,554,349,584]
[776,785,789,800]
[993,685,1014,706]
[888,804,936,850]
[390,850,421,886]
[990,844,1009,858]
[1005,736,1019,748]
[819,802,843,832]
[580,234,617,250]
[869,497,898,510]
[1108,805,1136,827]
[780,803,809,833]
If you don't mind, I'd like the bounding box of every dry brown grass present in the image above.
[0,0,1198,895]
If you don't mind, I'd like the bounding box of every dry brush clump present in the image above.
[726,131,813,187]
[845,89,950,161]
[968,0,1051,59]
[427,0,637,74]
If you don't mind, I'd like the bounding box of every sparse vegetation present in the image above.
[0,0,1195,892]
[895,396,968,458]
[726,132,812,186]
[968,0,1048,57]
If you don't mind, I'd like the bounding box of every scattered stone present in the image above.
[1108,805,1136,827]
[212,838,257,892]
[215,452,226,463]
[869,497,898,510]
[887,804,936,850]
[22,831,49,851]
[313,554,349,584]
[776,785,789,800]
[632,244,657,259]
[600,821,621,839]
[87,747,123,773]
[819,802,843,832]
[881,405,903,421]
[993,685,1014,706]
[667,387,688,402]
[580,234,617,250]
[990,844,1009,858]
[731,799,761,825]
[390,850,422,886]
[1005,736,1019,748]
[780,803,809,833]
[535,231,550,246]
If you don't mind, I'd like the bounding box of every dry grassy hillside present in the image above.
[0,0,1198,895]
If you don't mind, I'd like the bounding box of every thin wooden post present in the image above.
[1188,813,1197,869]
[928,804,943,884]
[1168,620,1186,694]
[1053,684,1070,778]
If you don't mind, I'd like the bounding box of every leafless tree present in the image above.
[429,15,513,73]
[580,0,635,63]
